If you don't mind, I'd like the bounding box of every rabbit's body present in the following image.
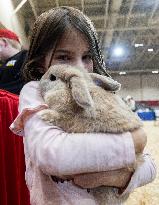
[39,65,142,134]
[38,65,143,205]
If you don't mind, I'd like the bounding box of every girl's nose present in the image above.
[75,59,85,70]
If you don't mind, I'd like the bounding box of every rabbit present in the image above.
[39,64,142,134]
[38,64,143,205]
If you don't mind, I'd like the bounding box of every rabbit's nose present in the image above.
[50,74,56,81]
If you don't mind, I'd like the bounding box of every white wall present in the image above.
[112,73,159,101]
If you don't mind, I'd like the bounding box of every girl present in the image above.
[11,6,156,205]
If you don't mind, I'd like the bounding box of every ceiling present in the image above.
[10,0,159,74]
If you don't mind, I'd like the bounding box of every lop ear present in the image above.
[89,73,121,91]
[70,76,94,109]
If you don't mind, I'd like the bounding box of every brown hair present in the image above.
[23,6,110,82]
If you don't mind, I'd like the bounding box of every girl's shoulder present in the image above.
[20,81,42,104]
[21,81,40,92]
[20,80,45,108]
[11,81,48,136]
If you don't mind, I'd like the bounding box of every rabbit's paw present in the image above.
[38,109,60,124]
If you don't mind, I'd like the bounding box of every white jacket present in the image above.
[10,82,156,205]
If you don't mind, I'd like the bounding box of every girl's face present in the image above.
[45,28,93,72]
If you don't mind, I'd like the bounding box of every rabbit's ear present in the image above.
[70,76,94,109]
[90,73,121,91]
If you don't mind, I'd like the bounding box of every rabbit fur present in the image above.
[39,64,142,134]
[38,64,143,205]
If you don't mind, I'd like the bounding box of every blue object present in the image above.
[137,111,156,121]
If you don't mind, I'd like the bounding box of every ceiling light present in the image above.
[113,47,124,57]
[119,72,126,75]
[148,48,153,52]
[134,43,143,48]
[152,70,159,74]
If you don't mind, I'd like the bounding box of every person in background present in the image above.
[0,29,27,95]
[0,29,30,205]
[10,7,156,205]
[126,95,136,112]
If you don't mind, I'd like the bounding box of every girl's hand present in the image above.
[131,128,147,154]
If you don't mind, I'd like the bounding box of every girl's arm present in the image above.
[73,154,156,192]
[74,154,156,199]
[22,112,135,177]
[118,153,156,196]
[11,81,140,177]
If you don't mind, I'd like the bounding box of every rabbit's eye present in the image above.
[94,79,102,86]
[50,74,56,81]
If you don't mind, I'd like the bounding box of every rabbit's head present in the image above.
[40,64,94,109]
[40,64,121,110]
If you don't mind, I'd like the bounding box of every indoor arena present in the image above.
[0,0,158,205]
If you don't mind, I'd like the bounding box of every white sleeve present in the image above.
[10,81,136,177]
[118,153,157,197]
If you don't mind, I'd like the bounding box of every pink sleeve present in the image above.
[10,81,136,177]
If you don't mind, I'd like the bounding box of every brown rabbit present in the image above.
[39,64,142,133]
[38,64,143,205]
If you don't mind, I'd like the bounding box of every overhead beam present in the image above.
[81,0,84,12]
[97,25,159,32]
[148,1,159,25]
[28,0,38,19]
[125,0,136,27]
[99,0,110,48]
[109,69,158,74]
[102,0,123,51]
[108,0,123,26]
[83,3,106,9]
[55,0,59,7]
[104,0,110,28]
[90,13,148,21]
[12,0,27,14]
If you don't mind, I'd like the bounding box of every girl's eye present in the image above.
[83,54,93,62]
[57,55,70,61]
